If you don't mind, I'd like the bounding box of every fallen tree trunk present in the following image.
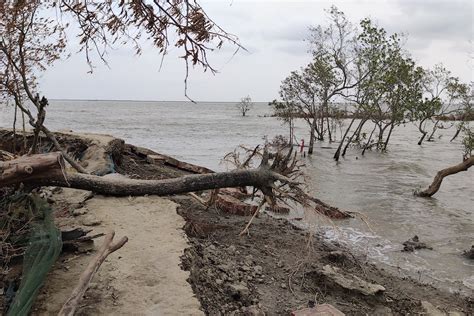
[0,152,63,185]
[1,152,353,220]
[0,152,282,196]
[416,156,474,197]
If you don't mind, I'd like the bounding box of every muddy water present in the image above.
[1,100,473,293]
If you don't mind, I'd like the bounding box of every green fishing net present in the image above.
[2,194,62,316]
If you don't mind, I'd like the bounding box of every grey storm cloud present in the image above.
[275,41,309,56]
[384,0,472,42]
[261,23,310,42]
[257,22,311,56]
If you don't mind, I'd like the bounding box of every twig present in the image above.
[239,200,265,236]
[58,231,128,316]
[188,192,206,205]
[205,189,220,210]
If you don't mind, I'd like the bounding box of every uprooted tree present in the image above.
[0,141,349,218]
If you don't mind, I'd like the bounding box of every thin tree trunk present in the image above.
[308,119,316,155]
[334,118,355,161]
[362,124,377,156]
[418,119,427,146]
[418,132,427,146]
[342,119,367,157]
[21,110,27,152]
[289,119,294,145]
[314,119,323,141]
[450,125,462,142]
[354,119,368,143]
[382,124,394,151]
[320,109,325,140]
[30,98,47,155]
[326,116,332,143]
[40,126,88,174]
[376,123,385,149]
[416,156,474,197]
[427,120,440,141]
[13,103,17,153]
[10,95,88,173]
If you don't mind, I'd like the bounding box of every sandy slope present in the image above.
[35,190,203,315]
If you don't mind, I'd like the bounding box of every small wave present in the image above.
[463,275,474,290]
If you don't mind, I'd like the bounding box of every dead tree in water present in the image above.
[236,95,254,117]
[415,156,473,197]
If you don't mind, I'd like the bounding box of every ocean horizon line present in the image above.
[49,98,271,104]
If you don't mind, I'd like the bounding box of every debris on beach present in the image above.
[462,245,474,259]
[402,235,433,252]
[317,265,386,296]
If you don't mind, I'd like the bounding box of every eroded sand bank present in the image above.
[36,189,203,315]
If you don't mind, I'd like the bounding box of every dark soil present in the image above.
[0,129,90,158]
[116,143,473,316]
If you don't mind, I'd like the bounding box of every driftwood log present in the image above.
[0,152,64,185]
[1,151,351,219]
[58,231,128,316]
[416,156,473,197]
[0,152,291,196]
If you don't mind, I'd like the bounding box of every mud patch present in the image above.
[175,195,473,315]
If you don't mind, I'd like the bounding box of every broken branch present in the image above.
[58,231,128,316]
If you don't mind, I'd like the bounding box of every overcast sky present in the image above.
[41,0,473,102]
